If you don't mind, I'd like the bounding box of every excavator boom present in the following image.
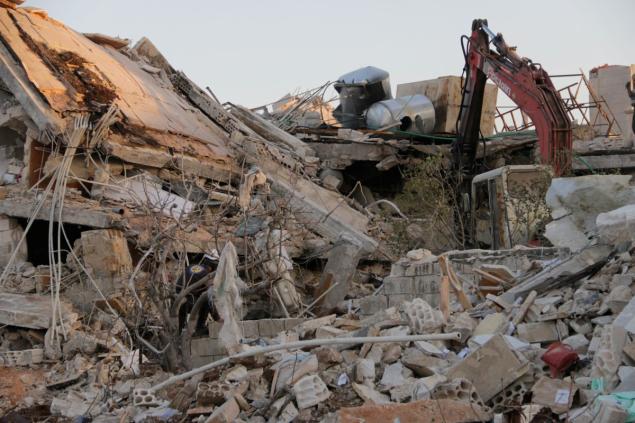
[453,19,572,177]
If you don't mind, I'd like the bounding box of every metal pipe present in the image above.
[481,24,497,40]
[366,95,436,134]
[149,332,461,393]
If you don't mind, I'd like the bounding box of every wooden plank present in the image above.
[511,290,537,326]
[474,268,512,289]
[440,276,450,321]
[439,256,472,311]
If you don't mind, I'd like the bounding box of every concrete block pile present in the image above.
[0,2,633,422]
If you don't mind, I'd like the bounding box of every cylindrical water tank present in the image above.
[333,66,392,129]
[365,94,436,134]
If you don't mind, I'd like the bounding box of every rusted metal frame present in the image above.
[581,71,622,136]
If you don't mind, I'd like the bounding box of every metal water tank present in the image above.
[333,66,392,129]
[365,94,436,134]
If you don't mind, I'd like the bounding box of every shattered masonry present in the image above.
[0,2,634,423]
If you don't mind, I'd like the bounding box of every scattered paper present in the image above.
[337,373,349,386]
[554,389,570,404]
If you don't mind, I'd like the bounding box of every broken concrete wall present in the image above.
[191,317,307,366]
[79,229,132,280]
[589,64,635,141]
[0,126,23,184]
[0,7,235,180]
[61,229,133,310]
[545,175,635,251]
[100,173,195,219]
[3,3,635,422]
[0,98,38,187]
[0,214,26,266]
[597,204,635,247]
[357,247,564,316]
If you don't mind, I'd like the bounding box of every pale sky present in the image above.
[31,0,634,108]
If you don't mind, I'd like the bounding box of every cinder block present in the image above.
[433,378,486,408]
[402,298,444,333]
[449,261,467,273]
[517,322,559,343]
[0,348,43,366]
[208,321,223,338]
[384,276,414,295]
[191,337,226,357]
[0,221,26,267]
[133,389,161,407]
[447,335,530,402]
[240,320,259,339]
[191,355,211,368]
[191,354,228,367]
[423,294,440,308]
[413,275,439,295]
[196,381,231,406]
[257,319,286,337]
[283,318,306,331]
[489,377,530,413]
[278,402,299,423]
[531,376,577,414]
[292,375,331,409]
[405,262,439,276]
[388,294,413,308]
[359,295,389,315]
[0,215,17,231]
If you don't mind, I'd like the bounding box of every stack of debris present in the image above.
[178,240,633,423]
[0,3,635,423]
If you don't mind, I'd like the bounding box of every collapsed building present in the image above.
[0,2,634,423]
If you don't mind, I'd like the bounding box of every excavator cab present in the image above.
[470,165,552,249]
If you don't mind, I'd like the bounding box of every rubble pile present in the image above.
[0,3,634,423]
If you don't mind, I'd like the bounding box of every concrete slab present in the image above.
[447,335,529,402]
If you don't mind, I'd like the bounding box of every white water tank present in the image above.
[365,94,435,134]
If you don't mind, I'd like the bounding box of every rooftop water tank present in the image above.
[365,94,436,134]
[333,66,392,129]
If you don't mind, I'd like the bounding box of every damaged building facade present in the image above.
[0,2,635,423]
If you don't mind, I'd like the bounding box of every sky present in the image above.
[30,0,634,108]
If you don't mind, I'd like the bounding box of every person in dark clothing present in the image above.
[175,254,220,334]
[626,75,635,133]
[628,79,635,135]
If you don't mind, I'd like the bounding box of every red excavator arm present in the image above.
[453,19,572,177]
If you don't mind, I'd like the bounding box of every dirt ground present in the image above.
[0,366,45,413]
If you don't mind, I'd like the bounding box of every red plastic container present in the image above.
[541,342,579,377]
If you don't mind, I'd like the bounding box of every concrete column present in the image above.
[317,235,362,311]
